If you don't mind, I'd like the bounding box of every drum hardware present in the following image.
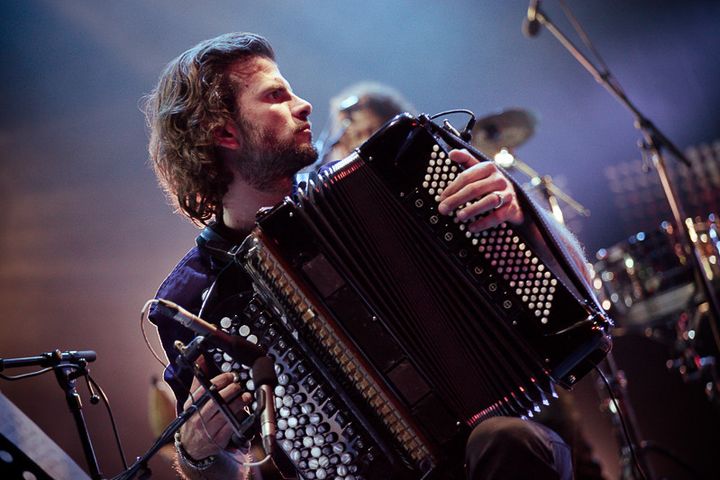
[510,156,590,224]
[667,303,720,410]
[594,352,657,480]
[594,343,707,480]
[592,225,696,328]
[525,3,720,478]
[470,108,537,155]
[593,214,720,402]
[528,0,720,351]
[664,216,720,398]
[470,109,590,224]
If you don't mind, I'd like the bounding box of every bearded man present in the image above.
[144,32,574,480]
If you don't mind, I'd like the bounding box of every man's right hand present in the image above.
[178,366,253,460]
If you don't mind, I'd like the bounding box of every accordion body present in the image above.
[215,114,612,478]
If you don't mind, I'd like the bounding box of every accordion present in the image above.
[212,114,612,479]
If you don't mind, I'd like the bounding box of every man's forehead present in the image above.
[227,56,285,91]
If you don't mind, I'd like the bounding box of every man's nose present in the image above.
[293,95,312,120]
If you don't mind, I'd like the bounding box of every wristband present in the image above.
[174,431,218,471]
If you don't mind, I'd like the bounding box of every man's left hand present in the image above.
[437,149,524,232]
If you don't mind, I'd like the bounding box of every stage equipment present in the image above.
[524,3,719,478]
[470,108,536,156]
[0,350,104,479]
[525,0,720,357]
[592,224,695,327]
[593,214,720,409]
[201,113,612,478]
[598,140,720,409]
[0,392,90,480]
[604,141,720,234]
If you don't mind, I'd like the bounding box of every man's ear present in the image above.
[213,120,242,150]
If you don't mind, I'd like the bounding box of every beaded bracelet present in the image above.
[174,431,218,471]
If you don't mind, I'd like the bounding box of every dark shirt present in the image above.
[148,173,321,410]
[148,222,249,410]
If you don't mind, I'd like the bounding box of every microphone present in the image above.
[252,356,278,456]
[0,350,97,371]
[522,0,541,38]
[155,298,266,366]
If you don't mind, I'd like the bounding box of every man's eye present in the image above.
[268,89,285,100]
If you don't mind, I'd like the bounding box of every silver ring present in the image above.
[492,192,505,210]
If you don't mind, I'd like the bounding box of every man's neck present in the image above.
[221,177,292,232]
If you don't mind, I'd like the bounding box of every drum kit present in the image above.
[472,107,720,479]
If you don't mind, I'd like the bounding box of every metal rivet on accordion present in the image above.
[474,266,484,275]
[503,300,512,309]
[430,215,438,225]
[459,249,468,258]
[444,232,453,241]
[489,283,497,292]
[414,199,424,208]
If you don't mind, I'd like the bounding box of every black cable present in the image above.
[140,299,169,368]
[428,108,475,120]
[594,365,648,480]
[88,374,128,469]
[428,109,476,143]
[0,367,54,381]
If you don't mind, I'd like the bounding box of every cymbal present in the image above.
[471,108,537,155]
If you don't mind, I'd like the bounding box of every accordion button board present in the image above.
[205,295,420,479]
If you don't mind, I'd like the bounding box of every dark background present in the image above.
[1,1,719,479]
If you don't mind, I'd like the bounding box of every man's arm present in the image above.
[172,361,253,480]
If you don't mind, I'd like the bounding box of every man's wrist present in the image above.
[174,431,218,471]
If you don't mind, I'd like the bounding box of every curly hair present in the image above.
[143,32,275,225]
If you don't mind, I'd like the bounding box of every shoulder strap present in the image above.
[196,222,243,265]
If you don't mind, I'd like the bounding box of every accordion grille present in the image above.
[248,234,436,467]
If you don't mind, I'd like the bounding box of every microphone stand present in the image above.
[528,6,720,479]
[0,350,103,480]
[53,359,103,480]
[598,352,655,480]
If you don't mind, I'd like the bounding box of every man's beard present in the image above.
[233,122,318,192]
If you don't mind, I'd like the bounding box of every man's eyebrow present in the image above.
[261,81,293,96]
